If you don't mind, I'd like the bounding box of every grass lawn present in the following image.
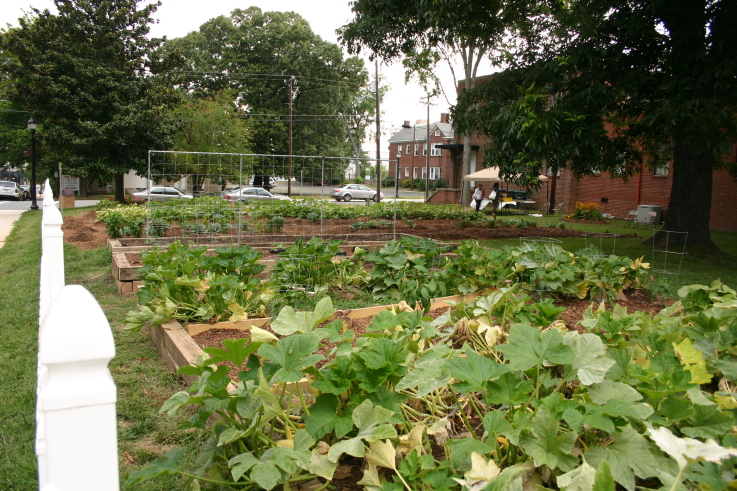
[1,206,735,489]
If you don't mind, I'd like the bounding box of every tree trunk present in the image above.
[664,142,718,253]
[114,174,125,203]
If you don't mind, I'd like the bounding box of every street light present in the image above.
[27,117,39,210]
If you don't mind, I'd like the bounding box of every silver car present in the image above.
[132,186,193,202]
[222,187,291,202]
[329,184,384,202]
[0,181,24,201]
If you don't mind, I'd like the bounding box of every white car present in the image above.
[329,184,384,202]
[132,186,193,202]
[0,181,24,201]
[222,187,291,202]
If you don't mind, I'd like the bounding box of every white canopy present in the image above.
[463,167,549,182]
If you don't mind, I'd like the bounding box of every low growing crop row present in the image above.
[126,281,737,490]
[124,237,651,330]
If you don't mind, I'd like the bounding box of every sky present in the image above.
[0,0,475,156]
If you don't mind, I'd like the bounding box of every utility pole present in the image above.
[375,59,381,200]
[288,76,294,197]
[421,95,432,201]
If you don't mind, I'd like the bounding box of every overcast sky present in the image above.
[1,0,471,156]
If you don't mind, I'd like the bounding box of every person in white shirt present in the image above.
[472,184,484,212]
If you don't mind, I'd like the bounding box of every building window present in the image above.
[396,146,401,155]
[546,167,561,177]
[405,167,410,178]
[654,164,669,176]
[430,167,441,180]
[431,143,442,156]
[423,144,427,156]
[590,166,601,176]
[422,167,428,179]
[435,130,440,136]
[414,144,418,156]
[406,144,410,154]
[413,167,418,179]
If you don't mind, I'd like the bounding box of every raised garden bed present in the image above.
[146,292,485,386]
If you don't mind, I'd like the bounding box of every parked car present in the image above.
[220,186,242,199]
[132,186,193,202]
[0,181,24,201]
[19,185,31,200]
[222,187,291,202]
[329,184,384,202]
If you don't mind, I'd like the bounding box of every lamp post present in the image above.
[27,117,39,210]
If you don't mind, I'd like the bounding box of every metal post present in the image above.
[288,76,294,197]
[375,59,381,199]
[28,118,39,210]
[425,96,430,202]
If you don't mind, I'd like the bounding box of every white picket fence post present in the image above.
[37,286,119,490]
[37,181,120,490]
[39,179,65,324]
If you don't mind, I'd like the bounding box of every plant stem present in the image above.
[448,387,477,438]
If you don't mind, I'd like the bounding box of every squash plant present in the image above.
[126,285,737,490]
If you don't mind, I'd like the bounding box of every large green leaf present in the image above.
[446,349,508,393]
[257,333,324,383]
[270,296,335,336]
[585,425,660,491]
[564,332,616,385]
[520,406,578,472]
[327,399,397,463]
[498,323,574,371]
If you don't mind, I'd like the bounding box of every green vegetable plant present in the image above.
[127,282,737,491]
[124,241,267,330]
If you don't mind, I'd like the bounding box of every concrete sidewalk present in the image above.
[0,210,24,248]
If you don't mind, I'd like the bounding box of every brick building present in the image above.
[414,79,737,231]
[387,114,460,188]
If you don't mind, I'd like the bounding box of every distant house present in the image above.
[387,113,465,191]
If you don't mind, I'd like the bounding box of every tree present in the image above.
[163,91,254,194]
[0,0,180,202]
[163,7,371,180]
[455,0,737,252]
[339,0,536,204]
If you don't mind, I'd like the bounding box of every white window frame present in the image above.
[654,164,670,176]
[413,167,418,179]
[430,167,441,180]
[423,144,427,156]
[396,146,401,155]
[404,167,410,178]
[406,144,410,154]
[431,143,442,156]
[422,167,428,179]
[435,130,441,136]
[414,144,418,156]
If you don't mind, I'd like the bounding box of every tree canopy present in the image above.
[455,0,737,251]
[340,0,538,203]
[0,0,180,201]
[163,7,372,170]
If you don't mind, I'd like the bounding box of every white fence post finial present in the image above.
[38,285,119,490]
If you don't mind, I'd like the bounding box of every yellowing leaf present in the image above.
[398,424,425,456]
[276,439,294,449]
[465,452,501,482]
[250,326,278,344]
[674,338,713,384]
[357,462,382,491]
[714,393,737,410]
[228,302,246,322]
[365,440,397,470]
[647,424,737,471]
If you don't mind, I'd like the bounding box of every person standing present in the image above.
[472,184,484,212]
[490,183,500,219]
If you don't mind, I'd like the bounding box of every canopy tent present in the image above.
[463,167,549,182]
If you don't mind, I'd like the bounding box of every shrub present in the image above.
[265,215,285,233]
[569,201,605,221]
[431,177,447,190]
[349,221,365,229]
[95,205,147,238]
[306,212,320,222]
[401,179,413,189]
[381,175,395,188]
